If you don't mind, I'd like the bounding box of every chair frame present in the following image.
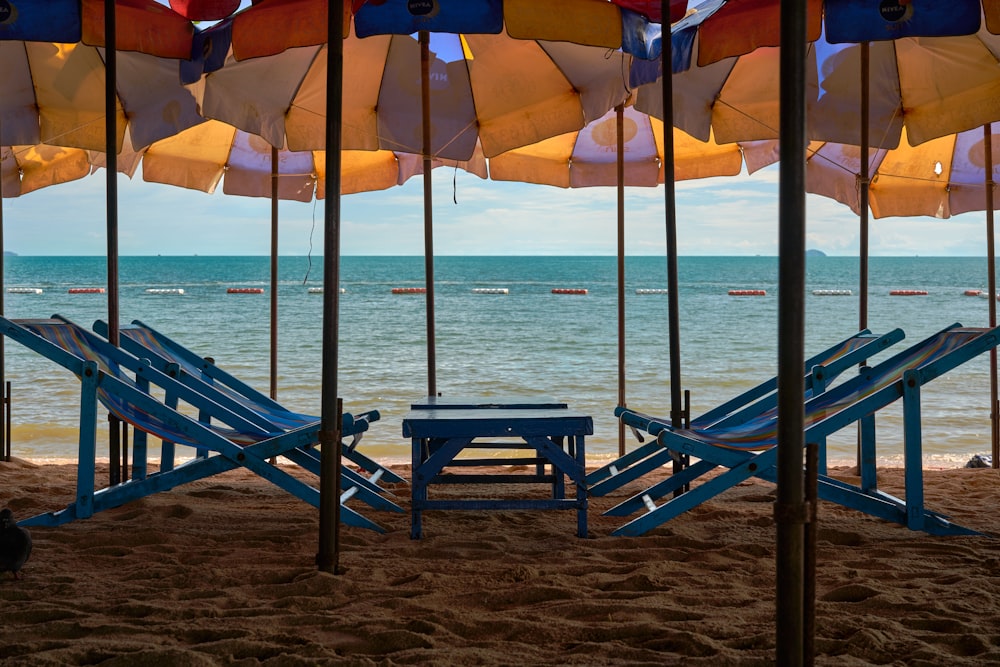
[607,323,999,537]
[1,316,396,531]
[587,328,905,496]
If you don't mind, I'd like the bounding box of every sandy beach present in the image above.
[3,457,1000,665]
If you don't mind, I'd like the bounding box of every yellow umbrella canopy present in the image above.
[489,104,766,188]
[0,41,203,154]
[138,120,487,202]
[188,25,632,160]
[796,127,1000,219]
[1,145,93,197]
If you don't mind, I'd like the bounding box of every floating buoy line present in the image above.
[889,289,927,296]
[7,288,42,294]
[307,287,346,293]
[472,288,509,294]
[635,288,668,295]
[551,288,588,295]
[812,289,853,296]
[227,287,264,294]
[68,287,105,294]
[728,289,766,296]
[145,288,185,295]
[392,287,427,294]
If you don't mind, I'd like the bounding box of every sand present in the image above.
[2,457,1000,665]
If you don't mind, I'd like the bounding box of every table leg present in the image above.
[411,436,424,539]
[576,435,588,538]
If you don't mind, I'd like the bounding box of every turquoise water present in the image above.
[2,254,998,467]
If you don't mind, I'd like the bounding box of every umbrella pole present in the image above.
[777,1,809,664]
[986,124,998,467]
[270,146,279,401]
[104,0,123,485]
[660,1,685,478]
[420,31,436,398]
[855,43,870,473]
[616,104,626,457]
[858,43,870,332]
[0,143,6,463]
[317,0,346,574]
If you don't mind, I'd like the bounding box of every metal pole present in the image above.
[317,0,345,574]
[985,124,998,467]
[859,43,870,332]
[104,0,122,485]
[856,43,870,471]
[270,146,279,401]
[617,104,626,456]
[420,31,437,398]
[0,138,6,462]
[776,0,808,664]
[660,1,685,492]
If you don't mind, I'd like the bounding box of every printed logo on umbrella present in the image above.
[879,0,914,23]
[0,0,16,26]
[408,0,439,17]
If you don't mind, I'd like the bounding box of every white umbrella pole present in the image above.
[317,0,346,574]
[985,124,998,467]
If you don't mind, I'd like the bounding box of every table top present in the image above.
[402,407,593,439]
[410,395,568,410]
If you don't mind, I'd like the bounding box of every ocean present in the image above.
[2,254,997,468]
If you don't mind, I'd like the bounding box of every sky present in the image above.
[2,161,994,257]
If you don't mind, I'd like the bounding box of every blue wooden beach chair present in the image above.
[587,328,905,496]
[93,318,406,491]
[607,323,1000,537]
[0,316,396,531]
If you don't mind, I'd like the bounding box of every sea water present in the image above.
[2,254,997,468]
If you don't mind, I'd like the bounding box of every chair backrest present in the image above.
[95,319,312,430]
[695,324,997,450]
[694,328,905,429]
[9,317,275,449]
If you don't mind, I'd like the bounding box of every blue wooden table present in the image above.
[403,398,593,539]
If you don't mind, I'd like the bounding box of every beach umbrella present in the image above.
[223,0,683,62]
[188,0,645,568]
[793,124,1000,465]
[138,118,486,401]
[189,20,633,400]
[0,143,91,462]
[139,119,487,202]
[632,0,1000,660]
[489,104,773,454]
[0,0,201,481]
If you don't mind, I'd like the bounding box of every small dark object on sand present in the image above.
[965,454,993,469]
[0,508,32,579]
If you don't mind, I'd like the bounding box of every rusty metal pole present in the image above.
[660,1,685,489]
[104,0,122,485]
[317,0,345,574]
